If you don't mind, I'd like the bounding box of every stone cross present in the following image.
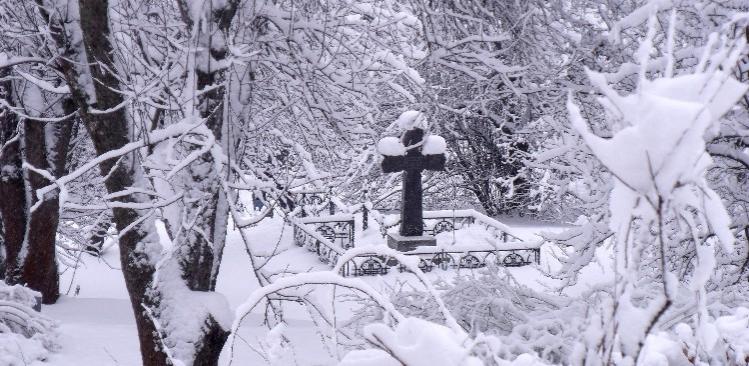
[379,113,446,250]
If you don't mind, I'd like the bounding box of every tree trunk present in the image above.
[172,1,239,362]
[86,218,109,255]
[0,72,27,284]
[20,119,60,303]
[173,0,238,291]
[18,97,75,303]
[0,219,5,280]
[0,119,26,284]
[73,1,169,363]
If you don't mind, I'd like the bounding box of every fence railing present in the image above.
[373,209,524,242]
[291,218,345,265]
[291,189,334,217]
[297,214,355,249]
[292,209,541,277]
[337,247,541,277]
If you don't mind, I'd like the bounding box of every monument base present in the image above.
[387,233,437,252]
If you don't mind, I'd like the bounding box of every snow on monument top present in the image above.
[396,110,427,130]
[378,110,446,156]
[377,136,406,156]
[422,135,446,155]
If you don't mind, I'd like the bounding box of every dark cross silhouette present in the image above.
[381,127,446,237]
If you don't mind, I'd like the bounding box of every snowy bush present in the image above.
[566,12,749,364]
[228,249,556,366]
[443,270,580,364]
[338,317,484,366]
[0,281,58,365]
[357,269,582,365]
[338,316,554,366]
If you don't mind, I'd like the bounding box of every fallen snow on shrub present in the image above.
[339,316,551,366]
[0,281,59,366]
[339,317,483,366]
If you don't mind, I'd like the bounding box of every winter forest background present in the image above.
[0,0,748,365]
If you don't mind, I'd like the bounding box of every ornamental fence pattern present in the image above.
[291,190,335,217]
[373,209,522,243]
[297,216,355,250]
[292,221,343,266]
[338,249,541,277]
[291,209,541,277]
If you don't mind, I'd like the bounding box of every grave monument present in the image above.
[378,111,446,251]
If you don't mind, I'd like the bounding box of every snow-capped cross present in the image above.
[378,111,446,251]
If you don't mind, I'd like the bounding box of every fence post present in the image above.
[362,189,370,230]
[328,187,335,215]
[362,204,369,230]
[299,193,308,217]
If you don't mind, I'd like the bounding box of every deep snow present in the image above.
[40,214,579,365]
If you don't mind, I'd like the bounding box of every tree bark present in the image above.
[33,0,237,363]
[71,1,169,363]
[174,0,238,292]
[20,119,60,303]
[172,2,239,362]
[0,105,26,284]
[0,70,26,284]
[0,219,5,279]
[18,97,75,303]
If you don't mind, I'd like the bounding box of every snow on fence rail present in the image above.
[290,189,334,216]
[296,214,356,249]
[291,218,345,266]
[291,211,541,277]
[373,208,524,242]
[337,247,540,277]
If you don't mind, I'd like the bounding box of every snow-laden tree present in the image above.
[0,0,431,364]
[397,0,559,216]
[0,0,76,303]
[535,0,749,289]
[567,13,748,364]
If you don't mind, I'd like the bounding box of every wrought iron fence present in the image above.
[291,219,344,265]
[291,209,542,277]
[373,209,522,242]
[297,215,355,249]
[291,190,334,217]
[375,212,473,237]
[337,247,541,277]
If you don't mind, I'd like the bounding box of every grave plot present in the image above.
[244,111,543,278]
[290,208,542,277]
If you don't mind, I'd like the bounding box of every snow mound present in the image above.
[396,110,427,130]
[0,282,40,310]
[0,281,59,365]
[0,333,54,366]
[339,317,482,366]
[152,260,233,365]
[422,135,446,155]
[339,316,551,366]
[378,136,406,156]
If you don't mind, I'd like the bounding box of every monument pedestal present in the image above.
[387,233,436,252]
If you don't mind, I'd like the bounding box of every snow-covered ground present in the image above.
[41,215,587,365]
